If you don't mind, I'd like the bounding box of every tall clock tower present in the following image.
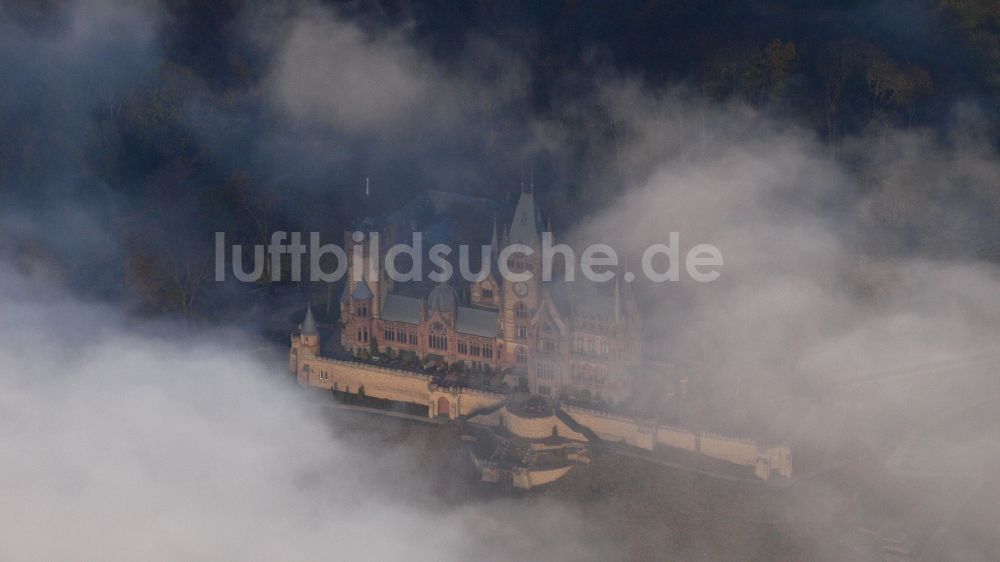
[500,188,542,369]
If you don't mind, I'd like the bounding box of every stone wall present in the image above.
[299,356,433,405]
[517,465,574,489]
[498,409,589,442]
[657,425,698,451]
[698,432,760,466]
[292,351,792,480]
[562,405,656,450]
[559,405,793,480]
[455,388,505,417]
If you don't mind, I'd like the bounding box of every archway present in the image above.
[437,396,451,418]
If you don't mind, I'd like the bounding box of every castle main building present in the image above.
[337,188,642,405]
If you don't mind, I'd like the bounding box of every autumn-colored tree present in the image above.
[864,47,933,113]
[738,39,798,110]
[819,38,866,147]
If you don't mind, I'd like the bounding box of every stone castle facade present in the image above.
[338,188,642,404]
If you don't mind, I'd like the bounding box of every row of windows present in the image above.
[356,328,369,342]
[383,328,418,345]
[516,347,527,363]
[571,363,607,385]
[457,340,494,358]
[429,334,448,351]
[507,258,534,273]
[570,370,627,393]
[536,362,556,380]
[608,379,627,393]
[573,337,614,357]
[355,303,369,317]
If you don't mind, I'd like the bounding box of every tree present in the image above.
[864,47,933,114]
[819,38,866,147]
[738,39,798,110]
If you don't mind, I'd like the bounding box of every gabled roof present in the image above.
[531,296,567,334]
[351,280,373,300]
[456,306,498,338]
[381,294,422,324]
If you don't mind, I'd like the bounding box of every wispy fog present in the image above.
[2,0,998,559]
[0,270,614,560]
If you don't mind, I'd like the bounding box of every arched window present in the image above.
[429,321,448,350]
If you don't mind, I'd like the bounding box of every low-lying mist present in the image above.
[2,0,999,559]
[0,271,615,561]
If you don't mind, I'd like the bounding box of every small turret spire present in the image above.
[301,303,318,335]
[490,215,499,253]
[612,277,622,324]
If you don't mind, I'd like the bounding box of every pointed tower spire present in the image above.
[508,189,539,246]
[301,303,318,335]
[612,277,622,324]
[490,215,499,253]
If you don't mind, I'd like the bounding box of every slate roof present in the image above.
[456,306,498,337]
[301,304,318,334]
[549,277,622,319]
[381,294,422,324]
[351,280,373,300]
[508,190,540,246]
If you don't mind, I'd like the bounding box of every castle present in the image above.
[289,188,793,487]
[337,188,643,405]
